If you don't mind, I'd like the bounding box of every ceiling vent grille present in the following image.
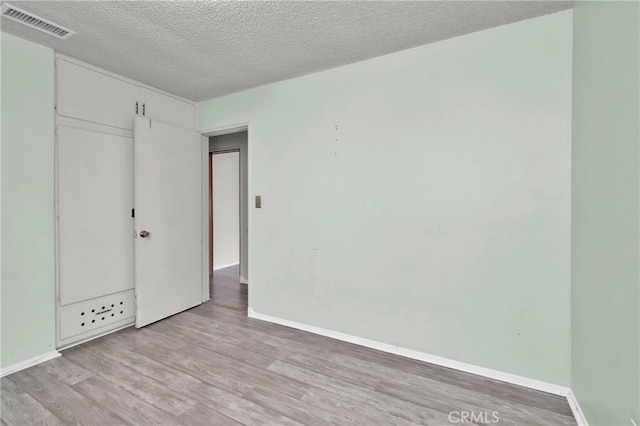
[1,3,75,40]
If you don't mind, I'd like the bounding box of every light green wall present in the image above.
[1,33,56,368]
[200,11,573,385]
[571,1,640,425]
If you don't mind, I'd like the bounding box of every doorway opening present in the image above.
[209,130,248,311]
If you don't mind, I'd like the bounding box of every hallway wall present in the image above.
[212,151,240,269]
[210,132,249,281]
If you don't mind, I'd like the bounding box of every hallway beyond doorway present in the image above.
[210,264,247,312]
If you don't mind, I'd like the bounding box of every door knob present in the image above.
[139,230,150,238]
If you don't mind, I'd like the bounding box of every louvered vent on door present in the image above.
[1,3,75,40]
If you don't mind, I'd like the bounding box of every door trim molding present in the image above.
[1,351,61,378]
[201,123,249,137]
[202,136,210,301]
[201,123,252,307]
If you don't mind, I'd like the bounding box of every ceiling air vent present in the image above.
[1,3,74,40]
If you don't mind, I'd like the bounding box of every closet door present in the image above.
[139,87,195,130]
[57,59,139,130]
[57,126,134,305]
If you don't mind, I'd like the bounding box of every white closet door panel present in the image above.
[139,87,195,130]
[58,126,134,305]
[57,60,139,130]
[58,289,134,343]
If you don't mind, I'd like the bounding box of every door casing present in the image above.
[201,123,252,311]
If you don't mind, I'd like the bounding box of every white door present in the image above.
[133,116,203,327]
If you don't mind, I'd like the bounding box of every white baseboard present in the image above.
[1,350,61,377]
[240,276,249,284]
[566,390,589,426]
[213,262,240,271]
[247,308,571,397]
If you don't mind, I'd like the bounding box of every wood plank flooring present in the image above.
[209,265,248,312]
[2,265,577,425]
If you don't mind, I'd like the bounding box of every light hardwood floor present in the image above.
[1,265,576,425]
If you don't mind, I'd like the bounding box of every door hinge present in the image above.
[135,101,139,115]
[131,208,135,218]
[142,103,146,117]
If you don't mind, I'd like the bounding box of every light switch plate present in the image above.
[255,195,262,208]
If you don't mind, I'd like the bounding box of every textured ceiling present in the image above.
[1,1,571,101]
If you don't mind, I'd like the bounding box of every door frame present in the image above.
[200,123,251,312]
